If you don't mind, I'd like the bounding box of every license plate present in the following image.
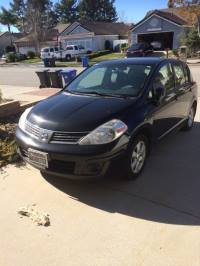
[28,148,48,169]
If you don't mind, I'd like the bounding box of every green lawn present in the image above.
[20,57,42,64]
[19,53,125,67]
[90,52,125,63]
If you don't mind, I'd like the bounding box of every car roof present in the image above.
[95,57,181,66]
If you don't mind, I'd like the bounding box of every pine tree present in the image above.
[54,0,77,23]
[78,0,118,22]
[10,0,26,32]
[0,7,17,45]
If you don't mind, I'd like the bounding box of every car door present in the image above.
[173,61,194,120]
[148,62,180,139]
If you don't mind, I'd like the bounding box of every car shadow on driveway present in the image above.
[42,122,200,226]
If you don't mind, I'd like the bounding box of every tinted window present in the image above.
[42,48,49,52]
[50,48,54,52]
[66,64,153,97]
[183,63,191,83]
[153,63,174,91]
[55,47,59,52]
[74,46,78,50]
[66,46,73,50]
[174,62,185,86]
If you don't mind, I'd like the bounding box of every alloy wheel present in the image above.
[131,140,146,174]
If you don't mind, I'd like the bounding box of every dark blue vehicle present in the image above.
[16,58,198,180]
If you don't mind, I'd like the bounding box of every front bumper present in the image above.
[16,127,129,179]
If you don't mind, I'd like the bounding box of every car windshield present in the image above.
[65,63,153,98]
[130,43,143,50]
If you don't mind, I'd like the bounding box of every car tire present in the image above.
[182,105,195,131]
[124,134,149,180]
[65,55,71,61]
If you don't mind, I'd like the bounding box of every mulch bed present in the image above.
[0,115,21,168]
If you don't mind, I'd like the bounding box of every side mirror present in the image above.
[154,87,165,105]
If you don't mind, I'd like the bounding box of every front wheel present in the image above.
[182,105,195,131]
[65,54,71,61]
[124,135,149,180]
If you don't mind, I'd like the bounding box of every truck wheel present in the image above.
[65,55,71,61]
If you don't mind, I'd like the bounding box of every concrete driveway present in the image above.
[1,104,200,266]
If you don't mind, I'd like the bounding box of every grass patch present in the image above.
[90,52,125,63]
[20,57,42,64]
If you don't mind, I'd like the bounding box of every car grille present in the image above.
[51,132,86,144]
[25,121,87,144]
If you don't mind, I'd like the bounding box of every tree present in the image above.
[54,0,77,23]
[10,0,26,32]
[78,0,118,22]
[0,7,17,45]
[179,28,200,52]
[25,0,57,51]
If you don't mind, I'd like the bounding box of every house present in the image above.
[0,32,24,56]
[131,10,192,50]
[14,24,69,54]
[59,22,131,52]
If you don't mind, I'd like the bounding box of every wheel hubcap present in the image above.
[188,108,194,128]
[131,141,146,174]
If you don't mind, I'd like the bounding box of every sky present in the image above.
[0,0,168,32]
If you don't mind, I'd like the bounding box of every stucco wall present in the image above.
[131,15,186,49]
[93,35,119,51]
[0,33,12,55]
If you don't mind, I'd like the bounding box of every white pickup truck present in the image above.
[40,45,91,61]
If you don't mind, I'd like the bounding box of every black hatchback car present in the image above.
[16,58,197,180]
[126,42,153,58]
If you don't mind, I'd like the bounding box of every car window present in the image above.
[153,63,174,91]
[183,63,191,83]
[42,48,49,52]
[74,46,78,50]
[50,48,54,52]
[173,62,185,86]
[66,64,153,97]
[66,46,73,50]
[55,47,58,52]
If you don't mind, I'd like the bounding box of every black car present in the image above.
[126,42,153,57]
[16,58,197,180]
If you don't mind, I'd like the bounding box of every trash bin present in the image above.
[81,56,89,68]
[35,69,51,88]
[60,69,77,86]
[49,58,56,67]
[43,58,50,67]
[48,69,63,88]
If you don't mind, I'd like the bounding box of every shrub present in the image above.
[27,50,36,59]
[105,40,112,51]
[7,52,16,63]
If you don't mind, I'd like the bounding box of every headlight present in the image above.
[18,107,33,132]
[79,119,128,145]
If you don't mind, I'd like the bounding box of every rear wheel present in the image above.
[182,105,195,131]
[65,54,71,61]
[124,135,149,180]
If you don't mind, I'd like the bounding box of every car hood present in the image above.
[27,92,135,132]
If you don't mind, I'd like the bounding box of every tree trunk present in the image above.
[7,24,13,46]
